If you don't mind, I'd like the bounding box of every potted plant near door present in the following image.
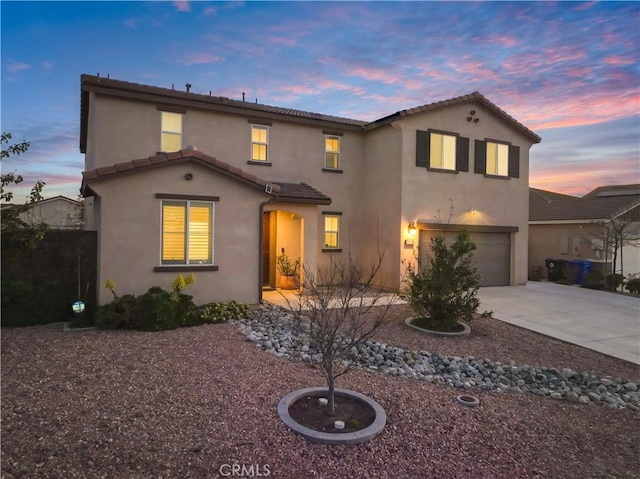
[277,253,300,290]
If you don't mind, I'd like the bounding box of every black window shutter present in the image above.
[456,136,469,172]
[474,140,486,174]
[416,130,430,167]
[508,145,520,178]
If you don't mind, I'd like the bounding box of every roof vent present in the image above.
[186,83,191,93]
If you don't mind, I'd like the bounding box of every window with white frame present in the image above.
[161,112,182,152]
[324,215,340,249]
[325,135,340,169]
[485,141,509,176]
[251,125,269,162]
[161,200,213,265]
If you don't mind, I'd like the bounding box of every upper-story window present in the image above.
[161,112,182,152]
[325,135,340,169]
[474,139,520,178]
[416,129,469,173]
[486,141,509,177]
[251,125,269,162]
[429,132,457,171]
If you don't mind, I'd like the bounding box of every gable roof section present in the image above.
[81,148,331,205]
[530,187,640,222]
[81,148,279,197]
[365,91,541,143]
[271,182,331,205]
[80,75,540,152]
[582,184,640,198]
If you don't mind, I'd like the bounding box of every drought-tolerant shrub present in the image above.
[605,273,624,291]
[195,300,252,323]
[402,230,480,332]
[94,275,251,331]
[581,270,605,290]
[625,277,640,294]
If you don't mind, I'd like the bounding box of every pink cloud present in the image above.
[173,1,190,13]
[182,52,223,66]
[485,35,520,48]
[124,18,138,28]
[202,6,216,16]
[603,55,636,66]
[7,61,30,74]
[270,36,297,46]
[572,1,598,12]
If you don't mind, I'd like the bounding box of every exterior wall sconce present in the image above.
[468,208,477,216]
[405,221,417,246]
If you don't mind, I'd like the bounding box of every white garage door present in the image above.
[419,231,511,287]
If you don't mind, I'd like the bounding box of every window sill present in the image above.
[154,265,219,272]
[483,174,511,180]
[322,248,342,253]
[426,167,459,174]
[247,160,272,167]
[322,168,343,174]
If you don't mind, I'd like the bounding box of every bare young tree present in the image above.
[282,251,397,416]
[589,207,640,283]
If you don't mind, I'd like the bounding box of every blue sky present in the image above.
[1,1,639,201]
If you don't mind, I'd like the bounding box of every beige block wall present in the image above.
[89,161,270,305]
[21,199,80,229]
[395,101,535,285]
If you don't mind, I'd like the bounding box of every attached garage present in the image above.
[418,226,516,287]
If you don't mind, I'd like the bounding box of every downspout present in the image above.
[258,196,277,304]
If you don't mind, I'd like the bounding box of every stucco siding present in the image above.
[360,124,403,288]
[397,101,534,285]
[90,161,269,305]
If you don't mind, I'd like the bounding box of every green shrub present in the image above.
[581,270,604,290]
[605,273,624,291]
[625,278,640,294]
[196,300,252,324]
[95,275,251,331]
[402,230,480,332]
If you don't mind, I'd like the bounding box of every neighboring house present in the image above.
[79,74,541,305]
[1,196,82,230]
[529,185,640,279]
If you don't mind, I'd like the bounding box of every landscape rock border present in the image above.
[277,387,387,445]
[405,317,471,336]
[237,304,640,411]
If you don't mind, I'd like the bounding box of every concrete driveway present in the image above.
[478,281,640,365]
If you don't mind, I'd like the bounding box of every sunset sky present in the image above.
[2,1,639,201]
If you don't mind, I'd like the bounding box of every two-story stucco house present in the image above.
[79,74,541,306]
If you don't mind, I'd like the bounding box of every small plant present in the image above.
[196,301,252,323]
[480,310,493,319]
[402,230,480,332]
[605,273,624,292]
[625,275,640,294]
[277,253,300,276]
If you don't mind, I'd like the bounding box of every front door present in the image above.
[262,212,272,287]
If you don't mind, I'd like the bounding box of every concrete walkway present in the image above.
[478,282,640,365]
[263,282,640,365]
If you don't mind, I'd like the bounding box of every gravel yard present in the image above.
[2,305,639,479]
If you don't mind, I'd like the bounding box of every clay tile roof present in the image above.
[271,181,332,205]
[81,149,281,197]
[368,91,541,143]
[80,74,366,152]
[80,75,540,153]
[529,187,640,222]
